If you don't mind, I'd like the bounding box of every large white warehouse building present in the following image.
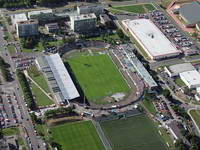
[180,70,200,89]
[122,19,180,60]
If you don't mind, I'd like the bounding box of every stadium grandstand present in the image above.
[35,53,79,105]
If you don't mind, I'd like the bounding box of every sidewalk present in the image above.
[24,70,54,102]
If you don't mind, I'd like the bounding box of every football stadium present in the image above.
[67,53,130,104]
[122,19,180,60]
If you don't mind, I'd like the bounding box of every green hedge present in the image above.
[16,70,36,110]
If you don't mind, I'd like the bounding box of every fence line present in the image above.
[92,120,113,150]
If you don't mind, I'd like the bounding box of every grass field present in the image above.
[31,82,53,106]
[21,42,44,53]
[144,4,156,11]
[189,109,200,129]
[67,53,130,104]
[174,78,186,87]
[50,121,105,150]
[3,127,19,136]
[7,45,16,54]
[28,65,50,93]
[100,114,168,150]
[143,99,157,115]
[159,128,176,150]
[112,3,156,14]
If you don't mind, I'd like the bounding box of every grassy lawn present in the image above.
[174,78,185,87]
[113,4,145,13]
[189,109,200,129]
[159,128,176,150]
[100,114,168,150]
[143,99,157,115]
[50,121,105,150]
[144,4,156,11]
[7,45,16,54]
[112,3,156,14]
[3,127,19,136]
[31,82,53,106]
[67,53,130,104]
[48,40,63,47]
[108,8,126,14]
[88,33,120,41]
[21,42,44,53]
[28,65,50,93]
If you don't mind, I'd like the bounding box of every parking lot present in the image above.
[0,88,21,128]
[11,55,35,70]
[154,97,173,121]
[150,10,199,56]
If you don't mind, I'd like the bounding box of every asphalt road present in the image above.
[0,28,45,150]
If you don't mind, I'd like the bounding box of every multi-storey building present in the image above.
[16,20,39,37]
[77,5,103,16]
[70,13,97,33]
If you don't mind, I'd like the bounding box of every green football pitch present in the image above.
[100,114,168,150]
[50,121,105,150]
[67,54,130,104]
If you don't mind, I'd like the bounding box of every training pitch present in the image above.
[50,121,105,150]
[100,114,168,150]
[67,53,130,104]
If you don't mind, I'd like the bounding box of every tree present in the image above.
[162,89,170,98]
[192,32,198,38]
[30,112,38,124]
[175,140,187,150]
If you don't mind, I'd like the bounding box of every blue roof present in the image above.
[179,1,200,25]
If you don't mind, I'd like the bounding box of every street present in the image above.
[0,24,45,150]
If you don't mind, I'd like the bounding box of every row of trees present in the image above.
[116,29,130,43]
[0,0,63,8]
[0,57,10,82]
[175,133,200,150]
[16,70,36,110]
[44,106,75,119]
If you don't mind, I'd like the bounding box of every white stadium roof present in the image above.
[46,53,79,101]
[122,19,180,59]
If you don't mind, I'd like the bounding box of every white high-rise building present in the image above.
[77,5,103,16]
[70,13,97,33]
[16,20,39,37]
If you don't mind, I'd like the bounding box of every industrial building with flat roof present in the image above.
[35,53,79,105]
[28,9,53,19]
[164,63,195,77]
[122,19,180,60]
[180,70,200,89]
[179,1,200,27]
[11,13,27,26]
[77,5,103,16]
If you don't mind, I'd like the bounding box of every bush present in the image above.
[44,106,76,119]
[20,36,39,49]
